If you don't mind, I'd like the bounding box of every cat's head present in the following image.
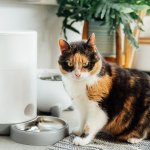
[58,33,102,81]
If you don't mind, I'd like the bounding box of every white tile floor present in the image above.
[0,110,78,150]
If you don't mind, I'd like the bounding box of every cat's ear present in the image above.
[59,39,70,54]
[86,33,97,52]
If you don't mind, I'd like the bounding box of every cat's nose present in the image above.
[75,73,81,78]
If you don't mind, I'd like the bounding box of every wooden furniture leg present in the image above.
[82,21,89,39]
[125,11,146,68]
[116,27,123,66]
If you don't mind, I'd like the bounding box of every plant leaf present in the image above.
[101,3,107,19]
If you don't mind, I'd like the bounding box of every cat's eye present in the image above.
[82,62,89,67]
[67,61,73,67]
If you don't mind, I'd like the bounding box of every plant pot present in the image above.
[88,20,115,56]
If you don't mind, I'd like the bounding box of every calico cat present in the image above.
[58,33,150,146]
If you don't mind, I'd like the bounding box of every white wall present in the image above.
[132,16,150,71]
[0,1,83,69]
[132,44,150,71]
[140,16,150,38]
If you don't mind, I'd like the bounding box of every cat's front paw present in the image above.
[127,138,143,144]
[73,136,91,146]
[72,128,83,136]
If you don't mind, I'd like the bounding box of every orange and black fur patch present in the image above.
[99,63,150,141]
[58,40,150,141]
[58,41,100,72]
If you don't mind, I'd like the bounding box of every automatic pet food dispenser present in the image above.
[37,69,72,117]
[0,31,37,135]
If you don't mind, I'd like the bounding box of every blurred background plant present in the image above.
[57,0,150,48]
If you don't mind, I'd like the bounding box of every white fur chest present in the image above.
[62,75,108,139]
[62,76,87,100]
[62,75,99,101]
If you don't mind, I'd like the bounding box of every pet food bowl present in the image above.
[10,116,69,146]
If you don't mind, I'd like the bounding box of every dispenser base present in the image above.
[0,124,10,135]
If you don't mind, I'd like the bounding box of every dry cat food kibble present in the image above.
[18,118,64,132]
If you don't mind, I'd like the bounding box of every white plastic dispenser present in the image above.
[0,31,37,134]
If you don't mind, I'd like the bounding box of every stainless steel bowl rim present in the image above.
[11,116,68,133]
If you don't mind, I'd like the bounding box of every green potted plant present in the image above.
[56,0,150,55]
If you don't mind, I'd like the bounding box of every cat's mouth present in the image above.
[69,76,85,82]
[74,77,86,82]
[75,76,81,80]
